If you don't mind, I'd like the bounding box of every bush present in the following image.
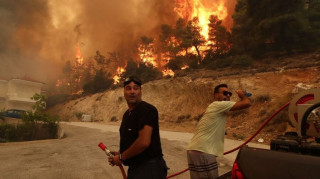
[46,94,70,108]
[75,112,83,120]
[123,60,162,84]
[110,116,118,122]
[0,93,60,142]
[83,69,114,94]
[254,94,271,103]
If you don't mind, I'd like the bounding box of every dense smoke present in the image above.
[0,0,236,85]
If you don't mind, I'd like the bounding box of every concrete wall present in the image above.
[0,79,43,111]
[0,80,8,110]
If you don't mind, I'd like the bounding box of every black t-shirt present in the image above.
[119,101,163,166]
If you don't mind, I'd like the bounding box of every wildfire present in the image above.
[113,66,126,84]
[75,44,84,65]
[56,79,62,87]
[162,68,175,77]
[181,65,189,70]
[175,0,228,39]
[138,43,157,67]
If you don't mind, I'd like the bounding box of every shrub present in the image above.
[110,116,118,122]
[0,93,60,142]
[75,112,83,120]
[254,94,271,103]
[83,69,114,94]
[46,94,70,108]
[122,60,162,84]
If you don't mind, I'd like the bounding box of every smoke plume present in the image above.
[0,0,236,85]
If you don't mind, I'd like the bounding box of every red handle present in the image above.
[98,142,106,150]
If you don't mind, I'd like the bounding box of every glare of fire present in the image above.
[56,79,62,87]
[138,44,157,67]
[175,0,228,40]
[113,67,126,84]
[75,44,84,65]
[181,65,189,70]
[162,68,175,77]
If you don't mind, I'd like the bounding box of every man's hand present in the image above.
[235,90,246,99]
[108,151,120,166]
[113,154,123,166]
[231,90,251,111]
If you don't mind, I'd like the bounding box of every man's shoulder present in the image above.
[210,101,236,108]
[139,101,158,112]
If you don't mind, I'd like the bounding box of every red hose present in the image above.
[166,102,290,178]
[119,165,127,179]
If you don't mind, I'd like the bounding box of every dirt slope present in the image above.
[48,59,320,144]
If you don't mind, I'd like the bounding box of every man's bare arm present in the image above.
[230,90,251,111]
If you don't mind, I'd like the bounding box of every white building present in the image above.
[0,79,44,111]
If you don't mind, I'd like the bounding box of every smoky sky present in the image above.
[0,0,236,85]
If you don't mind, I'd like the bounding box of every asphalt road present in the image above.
[0,122,269,179]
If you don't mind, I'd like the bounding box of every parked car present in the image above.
[3,109,27,119]
[231,145,320,179]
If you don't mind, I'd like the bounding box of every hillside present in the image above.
[48,51,320,144]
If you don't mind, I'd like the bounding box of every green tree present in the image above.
[186,17,206,64]
[122,60,162,84]
[31,93,46,112]
[306,0,320,45]
[83,69,113,94]
[232,0,317,56]
[207,15,231,57]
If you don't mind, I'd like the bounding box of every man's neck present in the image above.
[128,100,141,111]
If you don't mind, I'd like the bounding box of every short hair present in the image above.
[214,84,228,94]
[123,76,142,87]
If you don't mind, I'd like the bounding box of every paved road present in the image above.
[0,122,268,179]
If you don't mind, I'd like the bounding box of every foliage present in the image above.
[31,93,46,111]
[159,18,206,64]
[75,112,83,120]
[110,116,118,122]
[122,60,162,84]
[0,94,60,142]
[46,94,70,108]
[232,0,320,57]
[82,69,114,94]
[206,15,231,58]
[253,94,272,103]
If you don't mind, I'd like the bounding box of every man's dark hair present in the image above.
[214,84,228,94]
[123,76,142,87]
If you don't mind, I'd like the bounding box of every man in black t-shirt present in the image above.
[108,76,167,179]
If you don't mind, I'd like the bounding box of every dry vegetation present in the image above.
[48,51,320,145]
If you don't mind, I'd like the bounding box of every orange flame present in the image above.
[175,0,228,39]
[162,68,175,77]
[181,65,189,70]
[56,79,62,87]
[138,43,157,67]
[113,67,126,84]
[75,44,83,65]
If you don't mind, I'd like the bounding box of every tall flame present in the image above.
[138,43,157,67]
[113,66,126,84]
[75,44,84,65]
[175,0,228,39]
